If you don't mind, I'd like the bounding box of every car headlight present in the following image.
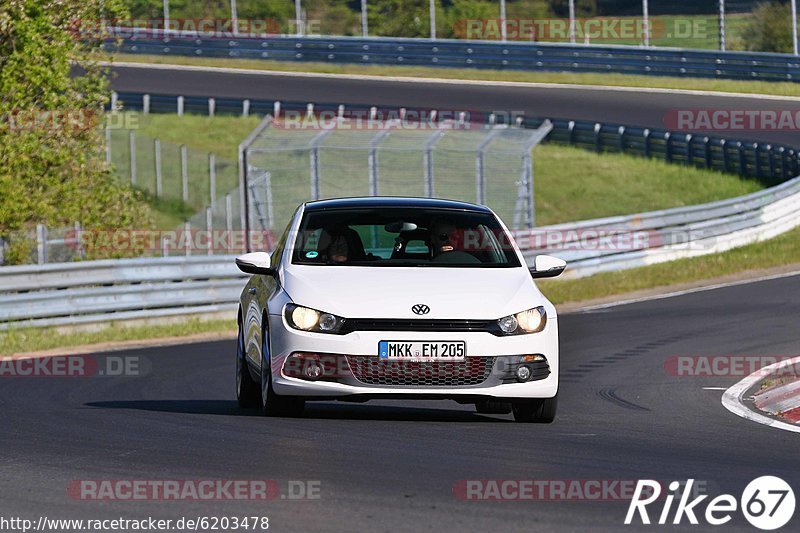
[285,304,345,334]
[496,307,546,335]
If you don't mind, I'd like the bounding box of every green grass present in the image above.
[113,53,800,99]
[111,113,763,229]
[0,319,235,356]
[538,225,800,305]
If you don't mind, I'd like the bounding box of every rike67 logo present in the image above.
[625,477,795,530]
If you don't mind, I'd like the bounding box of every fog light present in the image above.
[516,365,532,382]
[303,357,324,380]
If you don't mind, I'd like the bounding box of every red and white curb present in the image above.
[722,356,800,434]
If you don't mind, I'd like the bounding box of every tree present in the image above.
[741,1,795,53]
[0,0,152,263]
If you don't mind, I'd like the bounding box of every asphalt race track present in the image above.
[108,64,800,146]
[2,273,798,531]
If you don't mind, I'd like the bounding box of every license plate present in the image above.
[378,341,466,361]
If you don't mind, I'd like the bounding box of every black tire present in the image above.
[512,394,558,423]
[260,325,305,417]
[475,399,512,415]
[236,320,261,408]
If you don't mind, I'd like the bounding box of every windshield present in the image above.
[291,207,521,268]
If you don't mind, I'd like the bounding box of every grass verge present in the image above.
[0,318,235,356]
[113,54,800,98]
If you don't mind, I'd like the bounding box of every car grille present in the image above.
[338,319,500,335]
[346,356,495,387]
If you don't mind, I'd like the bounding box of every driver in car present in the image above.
[430,221,480,263]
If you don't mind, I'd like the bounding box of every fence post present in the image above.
[704,137,712,168]
[242,99,250,117]
[110,91,118,111]
[129,129,137,185]
[36,224,47,265]
[143,94,150,114]
[177,95,184,116]
[643,128,651,158]
[105,124,112,164]
[181,145,189,202]
[73,221,85,260]
[617,126,626,152]
[154,139,163,198]
[206,207,213,255]
[208,97,215,117]
[184,221,191,256]
[567,120,575,145]
[225,193,233,233]
[209,153,217,210]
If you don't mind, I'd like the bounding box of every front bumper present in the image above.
[268,314,559,399]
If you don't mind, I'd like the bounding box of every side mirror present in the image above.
[235,252,275,276]
[529,255,567,279]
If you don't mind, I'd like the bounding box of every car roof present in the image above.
[303,197,492,213]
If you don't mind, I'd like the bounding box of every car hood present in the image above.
[280,265,545,320]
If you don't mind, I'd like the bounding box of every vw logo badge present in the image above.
[412,304,430,315]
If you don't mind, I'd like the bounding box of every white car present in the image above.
[235,197,566,422]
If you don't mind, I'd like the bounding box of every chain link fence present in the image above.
[242,114,553,240]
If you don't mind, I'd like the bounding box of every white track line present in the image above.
[721,356,800,434]
[105,61,800,102]
[572,269,800,313]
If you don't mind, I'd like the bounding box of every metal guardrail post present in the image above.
[704,137,712,168]
[643,129,651,158]
[154,139,163,197]
[754,143,762,180]
[177,95,184,116]
[618,126,626,152]
[664,132,672,162]
[686,134,694,165]
[594,123,602,153]
[181,144,189,202]
[208,97,215,117]
[242,99,250,117]
[143,94,150,114]
[721,139,728,172]
[129,130,137,185]
[737,142,746,176]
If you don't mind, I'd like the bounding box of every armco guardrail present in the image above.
[113,92,800,186]
[0,256,246,329]
[109,32,800,82]
[3,176,800,328]
[519,175,800,278]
